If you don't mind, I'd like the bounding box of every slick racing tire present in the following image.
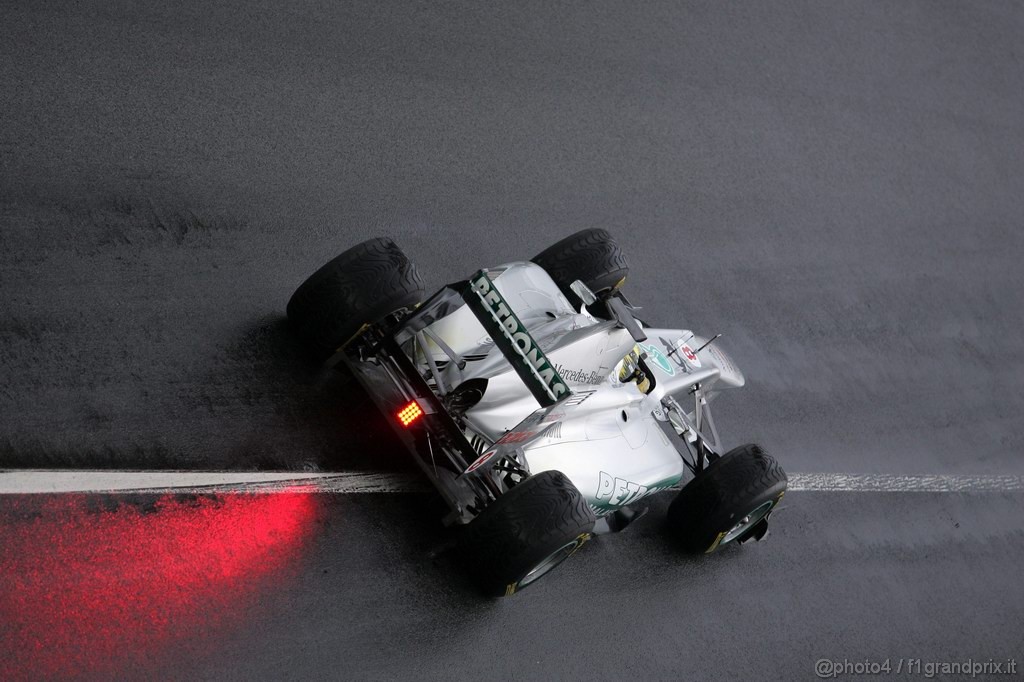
[287,237,424,360]
[459,470,596,597]
[666,444,787,554]
[531,228,629,312]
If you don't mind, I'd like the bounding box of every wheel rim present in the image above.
[518,539,581,588]
[721,500,774,545]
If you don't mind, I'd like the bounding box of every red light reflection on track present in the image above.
[0,492,318,680]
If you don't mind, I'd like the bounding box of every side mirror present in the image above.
[606,296,648,342]
[569,279,598,306]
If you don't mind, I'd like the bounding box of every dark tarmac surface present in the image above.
[1,491,1021,680]
[3,0,1023,475]
[2,1,1023,680]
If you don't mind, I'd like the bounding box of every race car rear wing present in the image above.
[393,270,571,409]
[346,272,574,523]
[460,270,570,408]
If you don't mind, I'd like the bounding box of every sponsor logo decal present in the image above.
[463,449,495,474]
[679,343,701,368]
[463,421,553,476]
[638,343,676,376]
[595,471,673,507]
[495,429,536,444]
[464,272,570,407]
[553,363,604,386]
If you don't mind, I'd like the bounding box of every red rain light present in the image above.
[397,400,424,427]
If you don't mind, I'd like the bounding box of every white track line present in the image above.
[789,473,1024,493]
[1,471,1023,495]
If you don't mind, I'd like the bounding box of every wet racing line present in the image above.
[1,469,1021,680]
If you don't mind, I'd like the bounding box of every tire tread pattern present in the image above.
[459,470,596,596]
[286,238,424,358]
[666,444,787,553]
[531,228,629,309]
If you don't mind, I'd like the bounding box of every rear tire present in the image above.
[286,238,424,360]
[666,444,787,553]
[459,470,596,597]
[531,228,629,311]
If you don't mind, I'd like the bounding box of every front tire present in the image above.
[459,470,596,597]
[531,228,629,312]
[666,444,787,553]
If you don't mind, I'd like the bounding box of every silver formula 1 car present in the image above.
[287,229,787,596]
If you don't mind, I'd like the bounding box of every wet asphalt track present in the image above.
[1,1,1023,679]
[1,490,1022,681]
